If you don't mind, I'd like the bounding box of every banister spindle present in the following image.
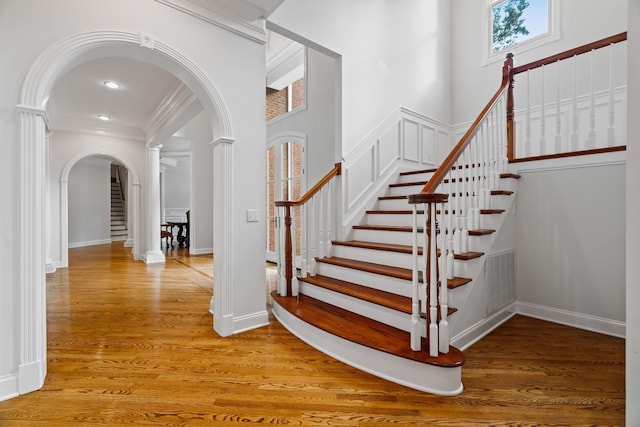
[540,64,546,155]
[588,49,596,148]
[608,42,616,146]
[427,201,438,357]
[571,55,579,150]
[555,60,562,152]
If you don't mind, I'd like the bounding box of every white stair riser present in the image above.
[378,198,412,210]
[396,172,434,184]
[314,263,412,297]
[353,229,414,246]
[299,282,424,335]
[367,213,424,227]
[332,245,480,274]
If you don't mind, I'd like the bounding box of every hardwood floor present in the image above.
[0,242,624,426]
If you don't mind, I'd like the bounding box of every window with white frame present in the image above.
[483,0,559,64]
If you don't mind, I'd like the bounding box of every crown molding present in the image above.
[155,0,267,44]
[144,80,199,144]
[49,116,146,141]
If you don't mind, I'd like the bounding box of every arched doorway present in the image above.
[17,30,235,395]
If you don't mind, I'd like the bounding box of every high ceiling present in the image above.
[48,57,180,140]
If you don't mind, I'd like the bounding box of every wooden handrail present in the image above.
[513,32,627,75]
[275,163,341,207]
[409,55,513,200]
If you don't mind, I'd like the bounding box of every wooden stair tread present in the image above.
[299,274,412,313]
[316,256,472,288]
[272,291,465,367]
[332,240,484,260]
[492,190,514,195]
[389,181,427,188]
[300,274,458,316]
[353,225,495,236]
[500,172,521,179]
[378,195,408,200]
[367,209,504,215]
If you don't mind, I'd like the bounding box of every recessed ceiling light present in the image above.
[97,114,111,121]
[103,81,121,89]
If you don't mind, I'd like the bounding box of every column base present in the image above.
[144,251,166,264]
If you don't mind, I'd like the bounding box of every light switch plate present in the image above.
[247,209,259,222]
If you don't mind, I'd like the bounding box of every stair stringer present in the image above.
[272,302,463,396]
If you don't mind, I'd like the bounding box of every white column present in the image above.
[160,165,167,225]
[45,130,55,273]
[211,137,234,336]
[144,144,165,264]
[124,170,134,248]
[17,105,48,394]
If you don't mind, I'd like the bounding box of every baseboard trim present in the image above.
[190,247,213,255]
[68,238,112,249]
[18,360,44,395]
[0,374,18,402]
[515,301,626,338]
[233,310,270,334]
[452,305,517,351]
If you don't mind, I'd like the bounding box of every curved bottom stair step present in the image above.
[272,291,465,368]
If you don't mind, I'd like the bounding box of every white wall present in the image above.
[267,47,337,184]
[450,0,628,125]
[68,158,112,248]
[514,157,626,334]
[269,0,452,156]
[173,110,214,254]
[626,0,640,423]
[164,156,191,212]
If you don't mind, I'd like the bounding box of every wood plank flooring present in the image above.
[0,242,625,426]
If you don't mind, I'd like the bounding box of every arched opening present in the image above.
[17,30,235,395]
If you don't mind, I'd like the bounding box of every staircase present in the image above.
[110,180,127,241]
[272,164,520,395]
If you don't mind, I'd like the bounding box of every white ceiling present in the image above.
[48,57,181,140]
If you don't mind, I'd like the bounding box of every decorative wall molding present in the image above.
[341,106,451,234]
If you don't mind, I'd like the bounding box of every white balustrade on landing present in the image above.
[512,39,627,159]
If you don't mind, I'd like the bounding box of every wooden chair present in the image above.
[161,224,173,248]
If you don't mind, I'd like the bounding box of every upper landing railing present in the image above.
[508,32,627,161]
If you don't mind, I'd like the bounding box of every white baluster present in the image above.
[300,204,308,278]
[428,202,438,357]
[526,70,532,157]
[439,204,450,354]
[608,43,616,146]
[588,49,596,148]
[309,197,317,276]
[571,55,579,150]
[540,64,546,155]
[554,60,562,153]
[411,204,421,351]
[326,178,334,258]
[277,207,287,296]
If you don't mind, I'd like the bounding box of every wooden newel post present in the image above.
[283,205,293,296]
[504,53,515,161]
